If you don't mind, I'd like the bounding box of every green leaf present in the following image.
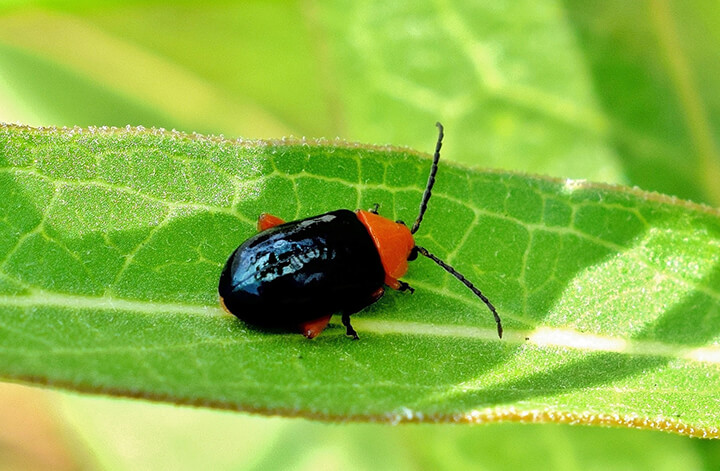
[1,124,720,438]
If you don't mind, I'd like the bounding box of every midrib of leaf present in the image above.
[1,287,719,363]
[0,289,218,317]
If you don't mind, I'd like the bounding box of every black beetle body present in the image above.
[218,123,504,340]
[219,210,385,334]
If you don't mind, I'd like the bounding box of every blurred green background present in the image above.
[1,0,719,469]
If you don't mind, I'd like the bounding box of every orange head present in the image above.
[356,209,415,285]
[352,123,502,338]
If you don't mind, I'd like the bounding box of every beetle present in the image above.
[218,123,503,339]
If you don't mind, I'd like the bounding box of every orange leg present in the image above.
[385,277,414,293]
[219,296,231,315]
[299,315,332,339]
[257,213,285,231]
[301,288,386,340]
[369,287,385,301]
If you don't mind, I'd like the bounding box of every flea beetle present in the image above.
[218,123,502,339]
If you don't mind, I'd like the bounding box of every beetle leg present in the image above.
[369,203,380,214]
[342,313,359,340]
[257,213,285,231]
[299,315,332,339]
[370,287,385,302]
[397,280,415,293]
[386,278,415,294]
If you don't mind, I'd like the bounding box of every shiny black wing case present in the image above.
[218,209,385,328]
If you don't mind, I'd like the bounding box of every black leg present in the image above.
[342,313,359,340]
[370,203,380,214]
[397,280,415,294]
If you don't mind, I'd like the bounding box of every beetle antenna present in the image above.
[415,245,503,338]
[411,122,444,234]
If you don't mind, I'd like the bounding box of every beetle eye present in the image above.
[407,246,418,261]
[396,219,406,226]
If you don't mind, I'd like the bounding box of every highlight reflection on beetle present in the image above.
[218,123,502,339]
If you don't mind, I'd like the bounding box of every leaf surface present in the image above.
[1,124,719,437]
